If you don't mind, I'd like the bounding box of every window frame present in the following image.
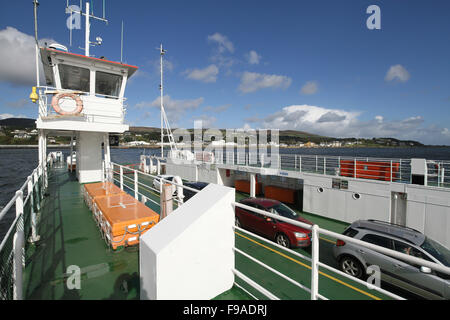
[360,233,394,250]
[57,63,91,93]
[95,70,124,98]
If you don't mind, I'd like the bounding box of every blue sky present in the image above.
[1,0,450,144]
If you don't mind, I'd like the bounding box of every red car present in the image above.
[235,198,313,248]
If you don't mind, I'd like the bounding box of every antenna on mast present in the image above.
[120,20,124,63]
[65,0,108,57]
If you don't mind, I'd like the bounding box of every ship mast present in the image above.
[85,1,90,57]
[33,0,40,87]
[66,1,108,57]
[160,43,164,157]
[159,44,177,157]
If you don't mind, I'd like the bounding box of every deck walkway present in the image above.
[23,165,140,299]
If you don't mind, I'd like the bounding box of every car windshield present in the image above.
[420,237,450,267]
[269,203,299,220]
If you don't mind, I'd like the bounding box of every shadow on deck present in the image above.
[23,165,139,300]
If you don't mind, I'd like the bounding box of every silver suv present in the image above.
[333,219,450,300]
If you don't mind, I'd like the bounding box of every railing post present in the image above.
[338,156,341,176]
[315,155,318,173]
[295,155,297,170]
[120,166,124,191]
[160,183,173,220]
[28,176,39,243]
[13,190,24,300]
[353,159,356,178]
[310,224,319,300]
[390,160,393,182]
[33,170,40,211]
[102,160,105,183]
[324,158,326,175]
[134,169,138,200]
[299,155,302,172]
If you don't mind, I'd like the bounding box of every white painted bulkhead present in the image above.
[75,131,104,183]
[165,161,198,182]
[303,173,450,248]
[405,185,450,248]
[139,184,235,300]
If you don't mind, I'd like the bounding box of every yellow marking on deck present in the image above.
[235,231,382,300]
[319,236,336,244]
[127,174,379,299]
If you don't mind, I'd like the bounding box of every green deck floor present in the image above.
[24,165,140,300]
[23,165,395,300]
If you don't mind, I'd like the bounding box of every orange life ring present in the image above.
[51,92,83,115]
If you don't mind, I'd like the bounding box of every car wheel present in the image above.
[339,256,364,279]
[275,233,291,248]
[235,217,241,228]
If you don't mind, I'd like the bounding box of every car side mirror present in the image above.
[420,266,432,274]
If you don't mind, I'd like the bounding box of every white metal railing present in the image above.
[168,151,450,188]
[106,162,201,208]
[115,155,450,299]
[426,160,450,188]
[37,86,128,125]
[0,152,60,300]
[231,202,450,300]
[6,155,446,300]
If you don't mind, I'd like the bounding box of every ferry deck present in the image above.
[18,160,402,300]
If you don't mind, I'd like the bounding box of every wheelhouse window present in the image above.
[96,71,122,97]
[58,64,90,92]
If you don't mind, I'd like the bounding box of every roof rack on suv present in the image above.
[352,219,425,246]
[366,219,421,234]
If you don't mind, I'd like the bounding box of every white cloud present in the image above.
[135,95,204,124]
[207,33,234,53]
[203,104,231,113]
[300,81,319,95]
[0,113,26,119]
[6,98,30,108]
[0,113,15,119]
[246,104,450,145]
[193,115,217,128]
[385,64,410,83]
[184,64,219,83]
[246,50,261,65]
[238,71,292,94]
[0,27,55,86]
[147,58,174,74]
[207,33,236,70]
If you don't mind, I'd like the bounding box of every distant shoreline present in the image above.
[0,144,448,149]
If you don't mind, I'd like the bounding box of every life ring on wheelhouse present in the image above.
[51,92,83,115]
